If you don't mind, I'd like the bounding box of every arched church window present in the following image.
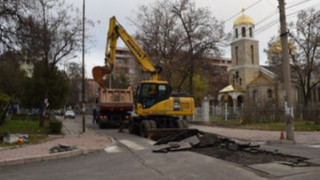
[241,27,246,37]
[251,45,254,64]
[235,28,238,38]
[249,27,253,37]
[267,89,273,98]
[235,46,239,65]
[237,95,243,107]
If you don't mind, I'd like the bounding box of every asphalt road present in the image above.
[0,116,267,180]
[1,116,319,180]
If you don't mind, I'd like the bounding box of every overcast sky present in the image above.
[65,0,320,78]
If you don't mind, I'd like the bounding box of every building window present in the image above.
[235,46,239,65]
[251,45,254,64]
[267,89,273,98]
[117,58,126,64]
[235,28,238,38]
[249,27,253,37]
[242,27,246,37]
[239,78,242,86]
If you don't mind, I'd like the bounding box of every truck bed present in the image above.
[99,102,133,111]
[99,88,133,111]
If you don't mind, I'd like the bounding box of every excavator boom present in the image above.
[92,16,159,88]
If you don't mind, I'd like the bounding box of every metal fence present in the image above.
[193,104,320,123]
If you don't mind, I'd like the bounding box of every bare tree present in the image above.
[17,0,84,127]
[133,0,184,85]
[200,59,229,103]
[133,0,229,96]
[171,0,228,95]
[21,0,82,66]
[0,0,31,53]
[65,62,81,106]
[288,8,320,106]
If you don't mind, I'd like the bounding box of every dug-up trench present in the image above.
[152,129,313,167]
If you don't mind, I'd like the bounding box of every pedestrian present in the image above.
[93,108,97,124]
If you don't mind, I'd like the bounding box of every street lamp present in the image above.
[82,0,86,133]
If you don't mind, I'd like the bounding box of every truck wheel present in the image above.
[182,120,188,128]
[177,120,188,129]
[140,120,151,138]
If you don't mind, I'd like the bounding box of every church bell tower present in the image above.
[230,9,260,90]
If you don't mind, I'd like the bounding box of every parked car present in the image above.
[54,109,64,116]
[64,110,76,119]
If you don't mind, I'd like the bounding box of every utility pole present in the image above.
[82,0,86,133]
[278,0,294,140]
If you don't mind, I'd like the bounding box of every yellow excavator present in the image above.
[92,16,194,138]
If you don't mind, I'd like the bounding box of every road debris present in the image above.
[153,129,200,145]
[3,134,29,144]
[153,130,260,153]
[49,144,77,154]
[153,131,311,167]
[279,158,310,167]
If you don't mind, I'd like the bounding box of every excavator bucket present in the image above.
[92,66,113,88]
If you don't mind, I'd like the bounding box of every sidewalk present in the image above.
[0,116,112,167]
[190,124,320,144]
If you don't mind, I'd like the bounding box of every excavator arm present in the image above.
[92,16,160,88]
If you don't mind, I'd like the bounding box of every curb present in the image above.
[103,136,118,150]
[0,148,103,168]
[266,140,296,145]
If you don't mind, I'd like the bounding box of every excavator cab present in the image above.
[136,81,172,109]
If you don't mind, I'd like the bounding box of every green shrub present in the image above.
[49,120,62,134]
[0,132,8,142]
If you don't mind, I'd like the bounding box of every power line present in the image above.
[224,0,263,22]
[266,0,277,9]
[255,2,320,34]
[255,1,320,34]
[256,0,314,27]
[255,10,278,26]
[226,0,318,35]
[226,0,312,27]
[287,0,312,9]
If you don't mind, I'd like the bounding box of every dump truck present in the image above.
[97,87,133,129]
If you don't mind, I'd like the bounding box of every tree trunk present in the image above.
[189,65,193,96]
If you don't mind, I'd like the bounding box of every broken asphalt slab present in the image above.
[152,131,320,168]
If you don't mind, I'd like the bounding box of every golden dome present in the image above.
[234,9,254,26]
